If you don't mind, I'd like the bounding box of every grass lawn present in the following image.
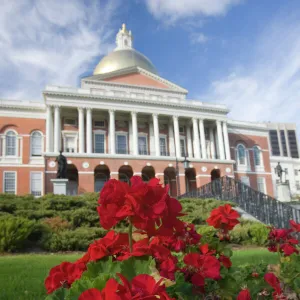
[0,249,278,300]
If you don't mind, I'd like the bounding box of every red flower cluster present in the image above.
[237,288,251,300]
[267,227,299,256]
[45,261,86,294]
[264,273,287,300]
[182,252,221,287]
[206,204,240,240]
[151,222,201,252]
[98,177,183,235]
[78,274,174,300]
[290,220,300,232]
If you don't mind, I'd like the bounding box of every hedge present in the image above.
[0,193,270,252]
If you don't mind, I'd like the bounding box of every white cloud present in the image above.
[204,15,300,132]
[145,0,242,22]
[190,32,209,44]
[0,0,120,101]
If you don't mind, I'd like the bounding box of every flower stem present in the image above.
[128,220,133,253]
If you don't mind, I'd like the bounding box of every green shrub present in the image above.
[68,208,99,227]
[248,223,270,246]
[14,209,56,220]
[196,225,217,243]
[0,201,17,214]
[42,227,106,252]
[0,216,35,252]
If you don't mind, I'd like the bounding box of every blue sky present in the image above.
[1,0,300,130]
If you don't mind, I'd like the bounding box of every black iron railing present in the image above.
[179,176,300,229]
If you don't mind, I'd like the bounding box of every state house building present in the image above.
[1,24,299,197]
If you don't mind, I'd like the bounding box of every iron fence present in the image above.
[179,176,300,229]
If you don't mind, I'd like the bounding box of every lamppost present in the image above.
[175,155,190,197]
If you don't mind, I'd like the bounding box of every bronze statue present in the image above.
[55,150,67,179]
[275,162,283,183]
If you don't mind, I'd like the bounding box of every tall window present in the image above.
[241,176,250,186]
[6,131,17,156]
[4,172,16,194]
[257,177,266,193]
[160,137,167,156]
[180,138,186,157]
[269,130,280,156]
[138,136,148,155]
[116,134,127,154]
[280,130,288,156]
[94,133,105,153]
[65,137,76,153]
[31,172,42,196]
[31,131,42,156]
[253,146,261,166]
[288,130,299,158]
[296,181,300,191]
[237,144,246,165]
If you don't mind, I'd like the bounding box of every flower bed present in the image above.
[44,177,300,299]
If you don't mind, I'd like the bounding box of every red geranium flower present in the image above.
[290,220,300,232]
[218,255,232,269]
[237,288,251,300]
[264,273,287,299]
[199,244,216,256]
[45,261,86,294]
[183,253,221,287]
[79,274,174,300]
[206,204,240,234]
[79,288,103,300]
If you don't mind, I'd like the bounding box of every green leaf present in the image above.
[68,279,94,300]
[82,257,121,279]
[120,256,154,281]
[44,288,69,300]
[293,277,300,293]
[222,247,233,258]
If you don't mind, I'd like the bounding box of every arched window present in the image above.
[6,131,17,156]
[237,144,246,165]
[31,131,42,156]
[253,146,261,166]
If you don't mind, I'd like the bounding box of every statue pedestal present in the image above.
[276,183,291,202]
[51,179,69,195]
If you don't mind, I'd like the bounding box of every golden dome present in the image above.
[93,49,158,75]
[93,24,158,76]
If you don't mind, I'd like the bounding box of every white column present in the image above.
[78,107,85,154]
[109,110,115,154]
[153,113,160,156]
[216,120,225,160]
[54,106,61,153]
[173,116,181,157]
[209,127,215,159]
[129,119,133,154]
[186,124,193,158]
[86,108,92,154]
[222,121,231,160]
[131,112,138,155]
[199,119,207,159]
[192,118,200,159]
[284,128,291,157]
[46,106,53,152]
[168,121,175,157]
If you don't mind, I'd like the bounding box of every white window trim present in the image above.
[62,131,79,153]
[93,129,106,154]
[257,177,266,194]
[116,131,128,154]
[240,176,250,187]
[236,144,250,172]
[4,129,18,157]
[3,171,17,194]
[138,133,148,155]
[159,134,167,156]
[253,146,264,172]
[180,136,187,157]
[30,131,44,157]
[30,171,43,197]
